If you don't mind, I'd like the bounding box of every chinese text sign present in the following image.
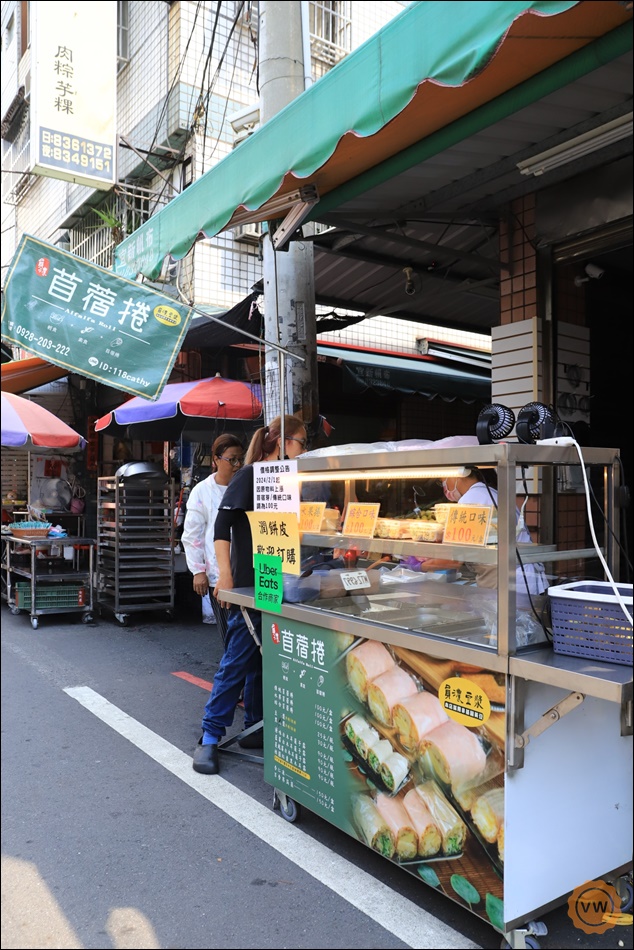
[1,235,193,400]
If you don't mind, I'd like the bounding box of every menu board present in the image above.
[262,614,507,931]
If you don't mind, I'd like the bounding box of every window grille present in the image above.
[70,187,152,268]
[1,107,31,203]
[117,0,129,71]
[309,1,351,67]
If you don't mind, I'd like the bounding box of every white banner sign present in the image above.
[31,1,117,189]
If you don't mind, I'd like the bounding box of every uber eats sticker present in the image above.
[254,554,283,613]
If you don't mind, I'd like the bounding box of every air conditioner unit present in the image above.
[233,222,262,245]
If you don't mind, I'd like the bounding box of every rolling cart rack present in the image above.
[97,466,175,625]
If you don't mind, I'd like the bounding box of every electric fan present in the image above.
[36,478,73,511]
[515,402,558,444]
[476,404,515,444]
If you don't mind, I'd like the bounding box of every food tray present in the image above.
[409,521,445,542]
[14,582,87,609]
[548,581,633,666]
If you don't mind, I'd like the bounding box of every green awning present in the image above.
[114,0,630,281]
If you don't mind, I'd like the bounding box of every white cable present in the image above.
[571,439,633,626]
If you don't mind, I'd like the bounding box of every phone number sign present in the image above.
[1,234,193,400]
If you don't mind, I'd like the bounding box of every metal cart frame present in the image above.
[2,534,95,629]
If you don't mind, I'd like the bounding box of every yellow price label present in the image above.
[299,502,326,533]
[342,502,380,539]
[443,504,492,546]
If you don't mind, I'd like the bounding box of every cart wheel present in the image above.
[81,614,94,624]
[10,606,21,616]
[272,790,300,823]
[279,796,300,823]
[115,613,129,626]
[30,617,39,630]
[620,881,633,913]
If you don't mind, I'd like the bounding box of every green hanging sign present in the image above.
[1,234,193,400]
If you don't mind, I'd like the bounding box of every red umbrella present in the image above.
[1,392,86,453]
[95,376,263,441]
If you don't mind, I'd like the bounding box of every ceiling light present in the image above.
[517,113,633,177]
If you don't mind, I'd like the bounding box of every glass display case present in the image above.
[221,441,632,946]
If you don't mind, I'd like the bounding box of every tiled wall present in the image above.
[499,194,537,326]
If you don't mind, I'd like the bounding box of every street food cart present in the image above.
[222,442,632,948]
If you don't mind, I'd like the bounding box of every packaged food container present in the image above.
[409,520,445,542]
[374,518,401,539]
[323,508,341,531]
[433,504,454,524]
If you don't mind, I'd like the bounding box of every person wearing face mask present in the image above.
[418,467,547,596]
[192,414,308,775]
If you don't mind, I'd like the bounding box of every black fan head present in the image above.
[516,402,557,443]
[476,404,516,444]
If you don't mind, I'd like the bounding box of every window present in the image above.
[19,1,29,59]
[309,1,351,66]
[117,0,129,70]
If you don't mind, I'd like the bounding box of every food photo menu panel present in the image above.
[262,613,507,931]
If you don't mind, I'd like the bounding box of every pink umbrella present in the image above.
[1,392,86,453]
[95,376,263,441]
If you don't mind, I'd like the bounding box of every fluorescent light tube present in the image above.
[517,113,632,177]
[298,466,470,482]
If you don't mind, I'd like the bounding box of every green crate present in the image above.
[15,582,87,609]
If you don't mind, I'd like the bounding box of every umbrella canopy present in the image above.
[1,392,86,453]
[95,376,263,442]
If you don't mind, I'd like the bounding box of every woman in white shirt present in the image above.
[181,433,244,639]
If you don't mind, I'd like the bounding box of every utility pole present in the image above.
[259,1,318,426]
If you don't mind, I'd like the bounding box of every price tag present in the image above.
[342,502,380,539]
[299,502,326,533]
[340,570,371,591]
[443,505,492,546]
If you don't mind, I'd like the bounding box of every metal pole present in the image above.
[260,1,318,426]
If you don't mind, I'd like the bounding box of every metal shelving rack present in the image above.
[2,534,95,629]
[97,474,175,625]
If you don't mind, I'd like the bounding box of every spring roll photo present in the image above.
[374,793,418,861]
[402,788,442,857]
[351,794,395,859]
[344,713,370,748]
[366,738,394,775]
[354,723,380,760]
[379,750,410,793]
[471,787,504,844]
[392,691,448,752]
[367,666,419,726]
[346,640,395,703]
[419,719,487,789]
[415,781,466,855]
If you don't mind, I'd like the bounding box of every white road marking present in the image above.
[64,686,481,950]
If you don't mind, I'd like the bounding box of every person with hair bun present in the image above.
[181,432,245,638]
[192,414,307,775]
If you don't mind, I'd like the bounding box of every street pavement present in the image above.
[1,600,632,950]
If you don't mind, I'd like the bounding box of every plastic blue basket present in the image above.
[548,581,633,666]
